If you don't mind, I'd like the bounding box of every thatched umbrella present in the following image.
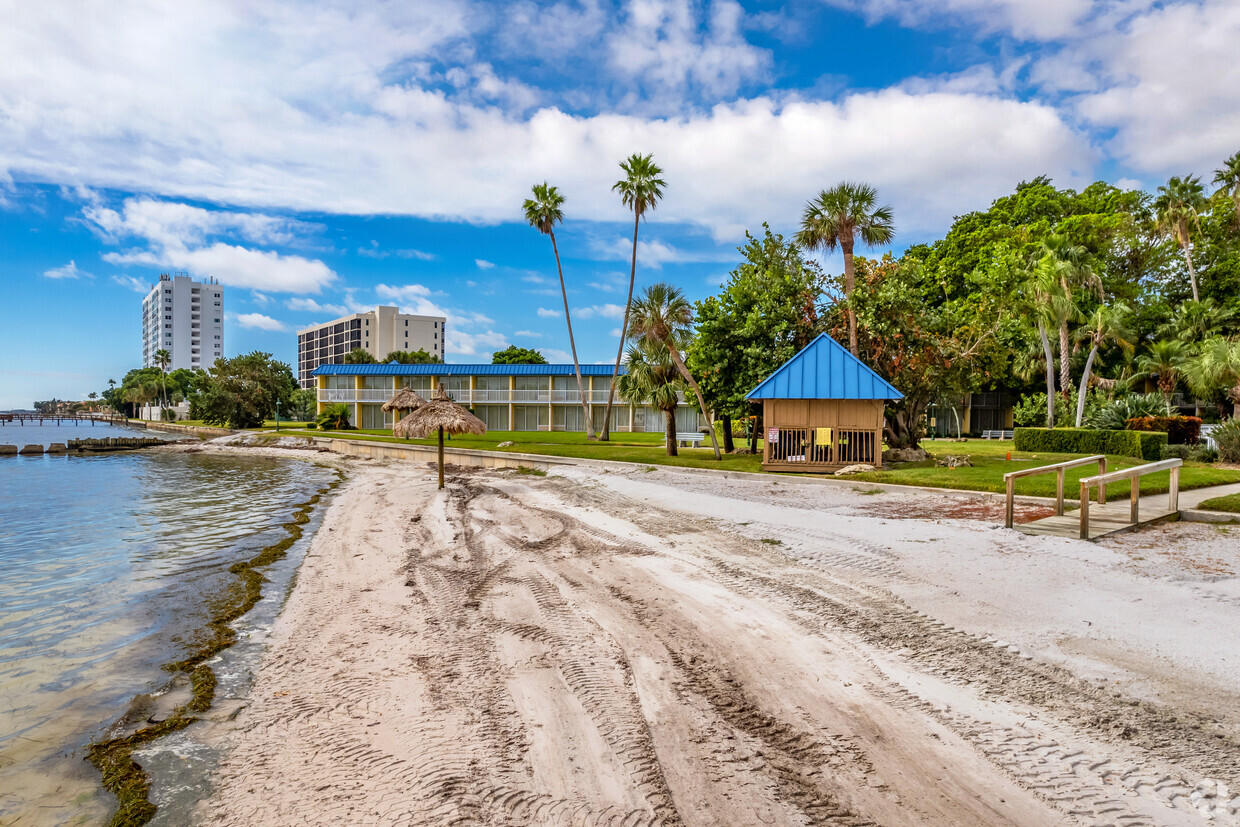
[393,383,486,489]
[382,387,428,427]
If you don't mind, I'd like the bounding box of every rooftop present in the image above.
[746,333,903,401]
[314,363,625,377]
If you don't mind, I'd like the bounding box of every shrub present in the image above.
[1125,415,1203,444]
[1215,418,1240,464]
[1161,444,1190,460]
[1013,390,1101,428]
[316,403,355,431]
[1014,427,1166,460]
[304,422,317,430]
[1086,393,1172,431]
[1190,444,1218,464]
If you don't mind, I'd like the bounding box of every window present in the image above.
[165,324,172,329]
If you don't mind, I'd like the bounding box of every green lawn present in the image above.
[1198,493,1240,513]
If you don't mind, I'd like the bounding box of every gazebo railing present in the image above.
[767,427,877,465]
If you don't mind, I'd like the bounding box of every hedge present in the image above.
[1013,427,1167,460]
[1125,415,1202,445]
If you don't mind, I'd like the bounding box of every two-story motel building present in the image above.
[313,363,706,433]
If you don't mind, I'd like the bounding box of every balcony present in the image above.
[317,388,689,407]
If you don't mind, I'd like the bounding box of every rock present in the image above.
[497,441,515,448]
[0,444,17,455]
[935,454,973,468]
[19,444,44,455]
[883,447,929,463]
[46,443,67,453]
[833,463,876,476]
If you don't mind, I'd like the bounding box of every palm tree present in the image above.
[1039,235,1103,396]
[1186,337,1240,418]
[600,153,665,441]
[617,339,685,457]
[1136,340,1190,406]
[627,282,722,460]
[796,182,894,356]
[1213,151,1240,214]
[1073,303,1133,426]
[1153,175,1208,301]
[344,347,378,364]
[523,182,595,439]
[154,348,172,412]
[1157,298,1235,343]
[1025,262,1073,427]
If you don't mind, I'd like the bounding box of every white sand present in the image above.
[199,456,1240,826]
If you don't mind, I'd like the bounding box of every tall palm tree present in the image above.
[1025,261,1073,427]
[1073,303,1133,426]
[1186,337,1240,418]
[1213,151,1240,214]
[627,282,722,460]
[1153,175,1208,302]
[796,182,894,356]
[1136,340,1190,406]
[154,348,172,412]
[617,339,685,457]
[600,153,665,441]
[1038,235,1102,396]
[523,182,595,439]
[1156,298,1235,343]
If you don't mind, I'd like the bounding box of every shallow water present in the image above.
[0,419,179,449]
[0,448,337,824]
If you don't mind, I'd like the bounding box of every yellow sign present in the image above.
[815,427,832,444]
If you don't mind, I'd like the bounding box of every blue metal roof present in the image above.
[313,363,625,377]
[745,334,903,401]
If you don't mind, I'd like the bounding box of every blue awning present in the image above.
[745,334,903,400]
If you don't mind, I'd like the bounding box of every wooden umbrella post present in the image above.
[438,426,445,489]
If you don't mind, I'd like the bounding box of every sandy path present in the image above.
[204,461,1239,826]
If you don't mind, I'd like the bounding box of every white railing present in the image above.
[317,387,695,406]
[470,389,511,402]
[318,389,394,403]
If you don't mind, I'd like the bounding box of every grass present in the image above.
[1198,493,1240,513]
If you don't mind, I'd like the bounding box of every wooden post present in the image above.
[1130,476,1139,523]
[1097,457,1107,504]
[1169,465,1180,513]
[437,426,445,490]
[1079,481,1090,539]
[1055,468,1065,516]
[1005,476,1015,529]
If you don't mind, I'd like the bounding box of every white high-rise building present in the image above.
[297,306,445,387]
[142,273,224,371]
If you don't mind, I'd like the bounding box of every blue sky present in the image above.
[2,0,1237,408]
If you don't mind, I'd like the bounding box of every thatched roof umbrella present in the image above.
[393,383,486,489]
[382,388,428,431]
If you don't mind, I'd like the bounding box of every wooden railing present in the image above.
[766,427,877,466]
[1077,459,1181,539]
[1004,455,1107,529]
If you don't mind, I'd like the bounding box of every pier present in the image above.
[0,413,129,426]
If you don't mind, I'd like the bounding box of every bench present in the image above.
[671,432,706,447]
[981,429,1014,440]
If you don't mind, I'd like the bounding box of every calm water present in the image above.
[0,438,338,824]
[0,419,180,449]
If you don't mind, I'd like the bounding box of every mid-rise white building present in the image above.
[142,273,224,371]
[297,306,446,388]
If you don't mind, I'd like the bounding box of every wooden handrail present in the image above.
[1004,455,1107,528]
[1077,458,1182,539]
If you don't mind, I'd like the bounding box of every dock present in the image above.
[1015,501,1180,539]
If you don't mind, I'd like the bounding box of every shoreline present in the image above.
[195,454,1239,825]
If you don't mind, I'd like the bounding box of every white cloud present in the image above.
[589,236,735,267]
[43,260,90,279]
[358,240,435,260]
[0,4,1096,239]
[373,283,448,318]
[447,328,509,357]
[575,303,626,320]
[521,272,547,283]
[541,348,573,363]
[475,258,496,269]
[232,312,287,332]
[513,329,543,337]
[818,0,1100,41]
[537,307,561,318]
[286,297,349,315]
[252,292,271,307]
[111,274,149,293]
[609,327,623,337]
[83,197,337,293]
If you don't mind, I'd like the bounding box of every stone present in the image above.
[497,441,515,448]
[936,454,973,468]
[0,444,17,455]
[834,463,876,476]
[19,444,44,455]
[46,443,67,453]
[883,447,929,463]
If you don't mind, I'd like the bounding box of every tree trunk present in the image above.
[1039,321,1056,428]
[842,236,858,357]
[1059,321,1072,403]
[721,413,734,454]
[749,406,760,454]
[600,212,641,441]
[1075,344,1098,427]
[883,397,928,450]
[664,409,677,456]
[551,230,595,439]
[437,427,444,489]
[1183,241,1200,302]
[665,342,721,460]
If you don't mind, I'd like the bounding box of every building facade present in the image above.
[312,363,707,433]
[297,306,446,388]
[142,273,224,371]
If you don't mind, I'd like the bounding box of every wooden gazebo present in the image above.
[745,334,902,472]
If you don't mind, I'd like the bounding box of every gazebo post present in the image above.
[438,426,445,489]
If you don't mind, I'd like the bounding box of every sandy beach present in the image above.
[198,455,1240,826]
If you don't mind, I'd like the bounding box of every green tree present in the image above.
[1073,303,1133,426]
[344,347,378,364]
[287,387,318,421]
[316,402,354,430]
[601,153,665,441]
[195,352,297,429]
[1156,299,1235,343]
[1037,235,1104,396]
[796,182,894,356]
[627,282,721,460]
[1154,175,1208,301]
[384,349,440,364]
[1135,340,1190,406]
[524,182,594,438]
[491,345,548,365]
[153,348,172,410]
[688,225,823,453]
[617,339,685,457]
[1186,337,1240,418]
[1214,151,1240,214]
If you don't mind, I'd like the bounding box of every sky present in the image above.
[2,0,1238,408]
